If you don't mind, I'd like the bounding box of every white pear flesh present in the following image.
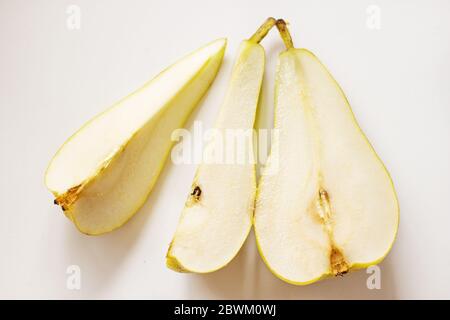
[167,40,265,273]
[254,48,399,285]
[45,39,227,235]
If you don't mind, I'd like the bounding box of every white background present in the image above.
[1,0,449,299]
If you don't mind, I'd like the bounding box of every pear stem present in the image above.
[275,19,294,49]
[249,17,276,43]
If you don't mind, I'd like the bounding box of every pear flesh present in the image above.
[45,39,227,235]
[254,48,399,284]
[167,40,265,273]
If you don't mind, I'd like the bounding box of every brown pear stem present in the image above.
[275,19,294,49]
[248,17,276,43]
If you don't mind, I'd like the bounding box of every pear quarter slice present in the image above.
[45,39,226,235]
[166,18,276,273]
[254,20,399,285]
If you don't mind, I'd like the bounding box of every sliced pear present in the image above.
[254,20,399,284]
[45,39,227,235]
[166,18,276,273]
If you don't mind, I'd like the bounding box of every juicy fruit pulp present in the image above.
[45,39,226,235]
[166,18,275,273]
[254,20,399,284]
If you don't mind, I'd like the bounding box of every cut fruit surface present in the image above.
[45,39,226,235]
[167,18,275,273]
[254,21,399,285]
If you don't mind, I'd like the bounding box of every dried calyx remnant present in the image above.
[330,247,349,276]
[315,188,349,276]
[53,185,82,211]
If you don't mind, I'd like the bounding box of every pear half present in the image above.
[166,18,275,273]
[45,39,226,235]
[254,20,399,284]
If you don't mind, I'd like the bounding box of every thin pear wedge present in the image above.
[167,18,276,273]
[45,39,227,235]
[254,20,399,285]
